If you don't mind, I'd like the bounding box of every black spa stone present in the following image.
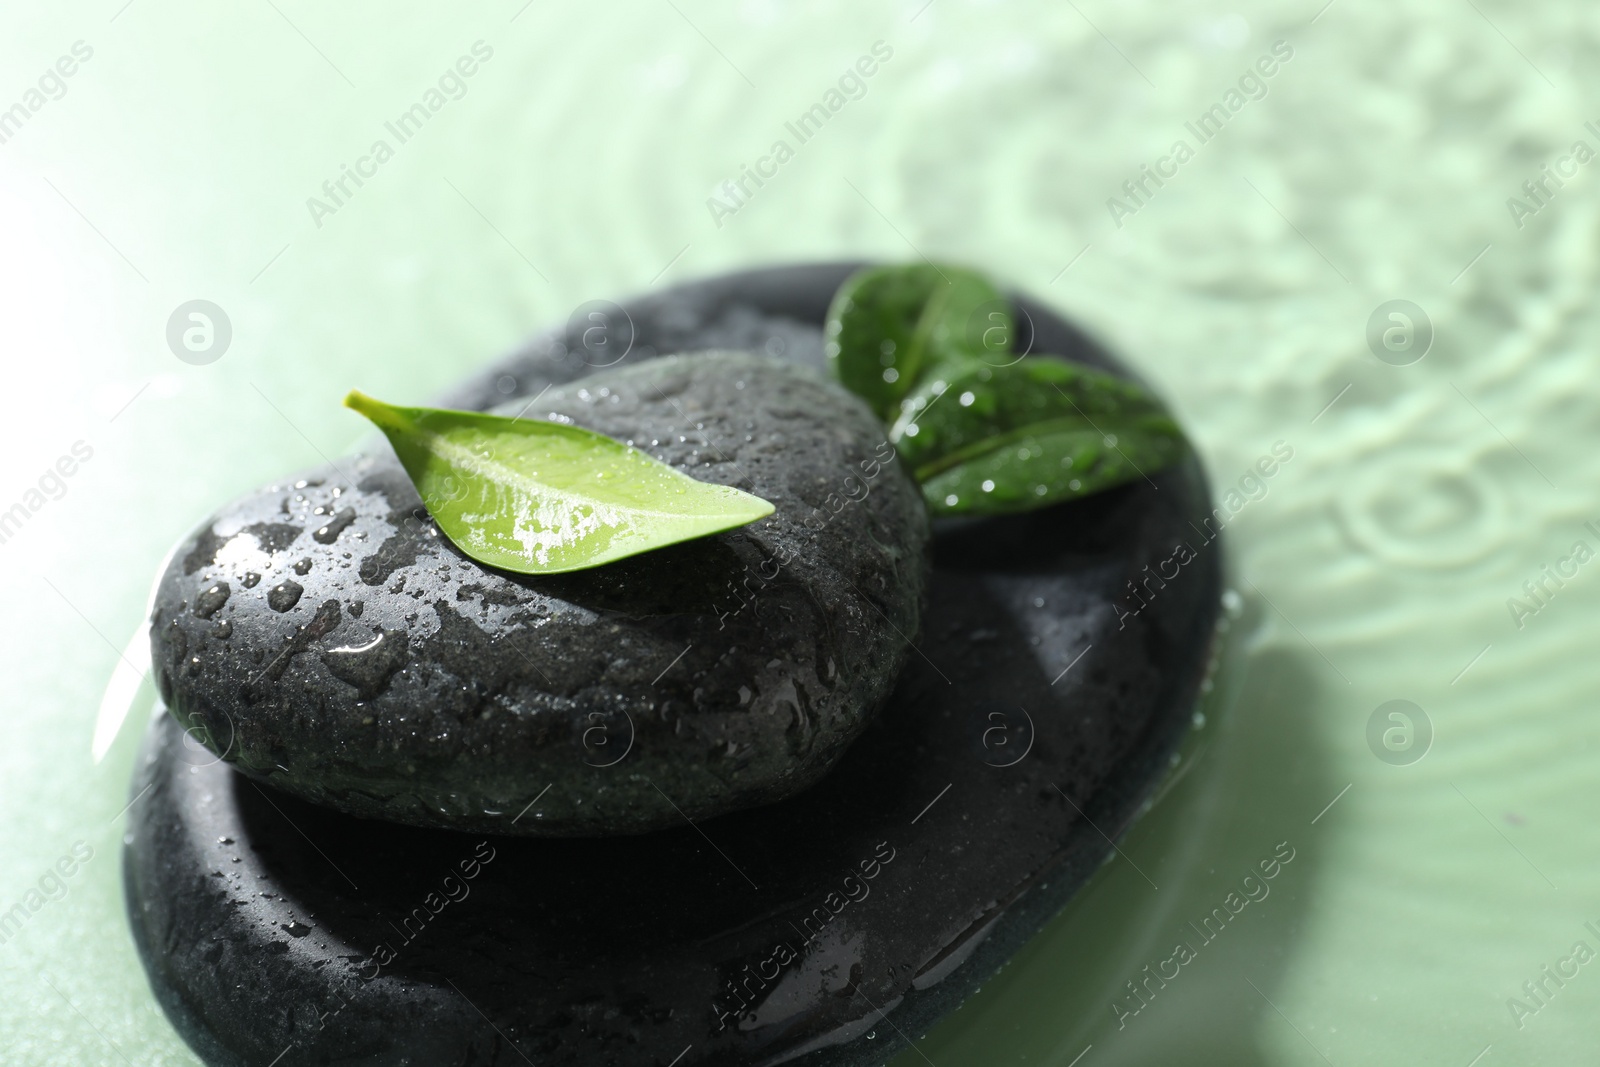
[124,263,1225,1067]
[149,351,928,837]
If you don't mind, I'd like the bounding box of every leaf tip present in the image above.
[344,390,409,433]
[730,487,776,524]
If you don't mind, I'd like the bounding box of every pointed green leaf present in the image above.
[344,391,775,574]
[889,360,1187,516]
[825,263,1009,420]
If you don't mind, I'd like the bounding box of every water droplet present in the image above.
[292,557,313,575]
[1034,484,1047,496]
[959,391,975,407]
[1103,434,1118,447]
[1033,597,1045,607]
[313,507,356,544]
[241,572,261,589]
[322,629,409,694]
[1068,479,1082,491]
[882,368,900,383]
[944,494,959,506]
[212,619,233,640]
[267,581,304,612]
[981,479,995,492]
[193,582,231,619]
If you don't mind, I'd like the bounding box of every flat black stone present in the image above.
[149,351,928,836]
[125,263,1224,1067]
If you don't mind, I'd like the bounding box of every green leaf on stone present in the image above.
[888,359,1187,516]
[343,391,774,574]
[825,263,1009,421]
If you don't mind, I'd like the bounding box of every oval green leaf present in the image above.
[825,263,1009,421]
[888,360,1187,516]
[344,391,775,574]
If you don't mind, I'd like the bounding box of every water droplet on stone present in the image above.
[267,581,303,612]
[292,558,312,575]
[313,507,356,544]
[241,572,261,589]
[193,582,231,619]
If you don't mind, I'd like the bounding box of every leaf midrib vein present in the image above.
[423,429,752,524]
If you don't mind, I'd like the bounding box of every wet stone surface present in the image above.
[149,350,929,836]
[126,263,1223,1067]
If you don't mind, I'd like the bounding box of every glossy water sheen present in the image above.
[345,390,773,573]
[2,2,1598,1065]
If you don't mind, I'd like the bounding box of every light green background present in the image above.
[1,1,1594,1064]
